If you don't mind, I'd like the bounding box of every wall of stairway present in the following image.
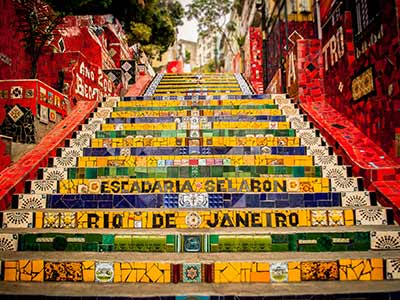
[0,73,399,297]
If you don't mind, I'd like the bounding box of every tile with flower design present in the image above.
[300,261,339,281]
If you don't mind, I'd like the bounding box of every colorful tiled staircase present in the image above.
[1,73,400,297]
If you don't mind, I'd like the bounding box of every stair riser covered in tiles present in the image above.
[6,230,398,252]
[0,258,393,283]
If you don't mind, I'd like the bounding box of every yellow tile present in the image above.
[114,263,122,283]
[288,262,301,282]
[4,265,18,281]
[82,261,95,282]
[31,260,44,282]
[371,258,383,268]
[250,271,269,283]
[371,267,384,280]
[256,263,269,272]
[35,211,43,228]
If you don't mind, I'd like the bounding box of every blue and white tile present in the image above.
[179,193,209,208]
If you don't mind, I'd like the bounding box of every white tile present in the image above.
[0,233,18,251]
[341,191,371,207]
[30,180,58,194]
[371,231,400,249]
[3,212,33,228]
[18,194,47,209]
[355,208,388,225]
[331,177,358,192]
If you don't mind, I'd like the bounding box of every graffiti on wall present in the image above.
[72,61,114,101]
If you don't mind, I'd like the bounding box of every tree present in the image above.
[45,0,184,58]
[13,0,64,78]
[186,0,234,53]
[185,50,191,64]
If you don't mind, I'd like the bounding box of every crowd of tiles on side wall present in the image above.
[0,259,397,282]
[1,231,399,252]
[0,208,394,229]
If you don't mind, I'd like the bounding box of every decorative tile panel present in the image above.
[183,263,202,283]
[322,166,347,178]
[330,177,359,192]
[44,262,83,281]
[341,191,371,207]
[43,168,68,180]
[17,194,47,209]
[30,180,57,194]
[2,211,33,228]
[178,193,209,208]
[270,262,288,282]
[300,261,339,281]
[355,208,388,225]
[95,262,114,283]
[371,231,400,249]
[386,259,400,280]
[53,157,77,168]
[0,233,18,251]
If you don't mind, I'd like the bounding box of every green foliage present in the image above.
[130,22,152,44]
[186,0,232,35]
[185,49,191,63]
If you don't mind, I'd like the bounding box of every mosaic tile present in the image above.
[8,104,24,122]
[370,231,400,249]
[61,148,83,157]
[60,212,77,228]
[94,107,113,119]
[311,210,328,226]
[322,166,347,178]
[300,261,339,281]
[288,116,310,129]
[30,180,57,194]
[44,261,83,281]
[4,260,44,282]
[2,211,33,228]
[314,155,338,166]
[298,129,321,146]
[281,105,299,116]
[53,157,77,168]
[10,86,23,99]
[0,233,18,251]
[183,263,202,283]
[355,208,388,225]
[341,191,371,207]
[331,177,359,192]
[178,193,209,208]
[43,212,61,228]
[95,262,114,283]
[327,210,345,226]
[43,168,68,180]
[270,262,288,282]
[69,132,92,149]
[185,212,202,228]
[307,146,330,156]
[386,259,400,280]
[183,235,202,252]
[339,258,383,281]
[17,194,47,209]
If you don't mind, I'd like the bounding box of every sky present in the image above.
[177,0,198,42]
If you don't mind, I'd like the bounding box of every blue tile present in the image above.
[260,201,275,208]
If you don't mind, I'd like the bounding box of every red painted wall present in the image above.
[245,27,263,94]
